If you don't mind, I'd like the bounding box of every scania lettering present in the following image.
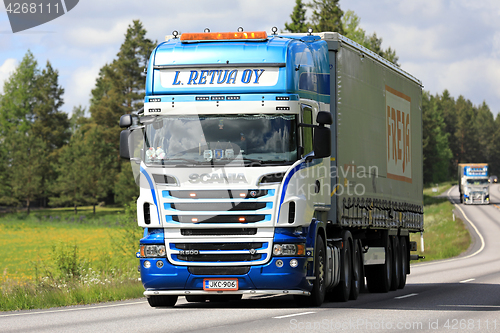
[188,173,248,184]
[119,28,424,307]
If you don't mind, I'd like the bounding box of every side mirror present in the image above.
[120,129,131,159]
[120,114,133,128]
[313,126,331,159]
[316,111,333,125]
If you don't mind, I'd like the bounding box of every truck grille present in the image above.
[175,242,263,250]
[172,215,266,223]
[168,241,270,266]
[177,254,262,262]
[188,266,250,275]
[181,228,257,236]
[162,189,274,226]
[170,202,267,211]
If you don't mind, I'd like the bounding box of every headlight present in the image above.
[140,245,166,258]
[273,243,305,256]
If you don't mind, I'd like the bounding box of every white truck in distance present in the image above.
[458,163,490,204]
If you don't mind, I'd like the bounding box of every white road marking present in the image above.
[459,278,475,283]
[414,186,485,267]
[0,300,147,317]
[273,311,316,319]
[394,293,418,299]
[439,304,500,308]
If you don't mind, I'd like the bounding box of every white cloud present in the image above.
[63,21,131,48]
[63,64,102,116]
[0,58,17,93]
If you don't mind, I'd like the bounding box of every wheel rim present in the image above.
[318,249,325,292]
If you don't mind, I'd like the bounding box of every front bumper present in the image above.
[140,256,312,294]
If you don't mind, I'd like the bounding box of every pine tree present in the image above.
[474,101,495,163]
[32,61,70,150]
[489,115,500,175]
[114,160,139,206]
[79,124,116,214]
[90,20,156,130]
[285,0,308,33]
[437,90,457,175]
[50,129,86,213]
[455,96,480,163]
[341,11,399,65]
[308,0,345,34]
[422,92,452,183]
[32,61,71,207]
[87,20,156,205]
[0,51,38,136]
[5,128,47,213]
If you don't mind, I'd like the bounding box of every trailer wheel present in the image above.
[349,239,363,300]
[329,231,352,302]
[147,295,178,307]
[398,236,408,289]
[366,232,392,293]
[390,236,401,291]
[295,236,326,307]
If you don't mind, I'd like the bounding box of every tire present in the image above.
[398,236,408,289]
[390,236,401,291]
[349,239,363,300]
[331,232,352,302]
[366,232,392,293]
[147,295,178,307]
[295,236,326,307]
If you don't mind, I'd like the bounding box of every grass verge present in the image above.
[411,182,471,262]
[0,204,144,312]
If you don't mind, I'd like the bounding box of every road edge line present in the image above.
[413,185,485,267]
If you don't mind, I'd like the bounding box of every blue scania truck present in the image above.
[119,29,424,307]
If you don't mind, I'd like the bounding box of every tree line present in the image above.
[0,3,497,213]
[0,20,155,213]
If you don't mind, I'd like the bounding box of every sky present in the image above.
[1,0,500,116]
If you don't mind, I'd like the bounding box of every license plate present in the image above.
[203,279,238,291]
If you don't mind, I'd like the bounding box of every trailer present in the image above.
[119,28,424,307]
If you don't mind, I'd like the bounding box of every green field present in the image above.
[0,206,145,310]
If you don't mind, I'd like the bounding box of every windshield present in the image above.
[142,114,297,166]
[466,178,489,185]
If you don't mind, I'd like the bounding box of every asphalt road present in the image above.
[1,185,500,333]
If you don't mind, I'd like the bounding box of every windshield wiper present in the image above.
[161,158,203,165]
[241,158,264,166]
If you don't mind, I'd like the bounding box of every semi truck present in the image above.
[119,28,424,307]
[458,163,489,204]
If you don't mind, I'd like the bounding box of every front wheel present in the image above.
[295,236,326,307]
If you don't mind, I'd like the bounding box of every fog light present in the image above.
[156,260,164,268]
[290,259,298,268]
[144,260,151,268]
[276,259,283,268]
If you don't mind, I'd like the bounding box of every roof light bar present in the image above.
[181,31,268,42]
